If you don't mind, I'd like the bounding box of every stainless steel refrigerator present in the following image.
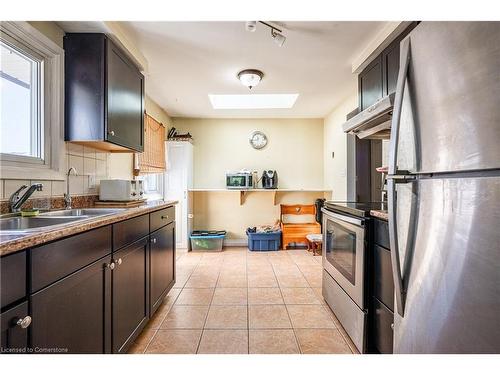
[387,22,500,353]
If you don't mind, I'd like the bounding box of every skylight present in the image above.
[208,94,299,109]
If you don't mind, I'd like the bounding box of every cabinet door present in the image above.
[1,302,29,353]
[31,256,112,354]
[382,43,400,96]
[112,237,149,353]
[359,55,383,110]
[150,222,175,315]
[106,40,144,152]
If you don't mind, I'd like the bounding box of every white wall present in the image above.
[173,118,324,189]
[323,88,358,201]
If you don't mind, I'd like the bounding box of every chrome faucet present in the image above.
[9,183,43,213]
[65,167,78,209]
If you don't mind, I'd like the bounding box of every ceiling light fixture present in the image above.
[245,21,257,32]
[245,21,286,47]
[237,69,263,89]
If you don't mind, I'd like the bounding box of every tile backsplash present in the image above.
[0,143,111,202]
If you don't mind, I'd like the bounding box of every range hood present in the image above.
[342,93,395,139]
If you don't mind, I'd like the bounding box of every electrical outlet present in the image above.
[88,175,96,188]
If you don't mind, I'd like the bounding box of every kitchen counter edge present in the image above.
[370,209,388,221]
[0,200,178,257]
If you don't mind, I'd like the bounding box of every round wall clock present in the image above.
[249,131,268,149]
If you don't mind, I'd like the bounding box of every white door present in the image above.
[164,142,192,249]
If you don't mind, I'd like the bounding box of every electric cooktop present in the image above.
[324,201,387,218]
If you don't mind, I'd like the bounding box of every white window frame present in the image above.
[142,173,164,201]
[0,21,65,181]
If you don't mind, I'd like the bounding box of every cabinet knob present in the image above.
[390,323,394,330]
[161,215,168,220]
[108,130,115,136]
[116,258,123,266]
[151,238,157,244]
[107,262,115,270]
[17,316,32,329]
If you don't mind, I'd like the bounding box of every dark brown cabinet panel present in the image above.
[31,256,112,354]
[112,238,149,353]
[373,244,394,311]
[359,56,383,111]
[150,222,175,315]
[1,302,29,353]
[371,297,394,354]
[150,206,175,232]
[64,33,144,152]
[1,251,26,309]
[113,214,149,251]
[31,225,111,293]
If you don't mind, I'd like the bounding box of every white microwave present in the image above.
[99,179,144,201]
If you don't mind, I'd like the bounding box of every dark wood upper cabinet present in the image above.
[359,55,383,111]
[150,222,175,316]
[112,237,149,354]
[64,33,144,152]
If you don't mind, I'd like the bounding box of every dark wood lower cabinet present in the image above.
[112,237,149,354]
[30,256,112,354]
[150,222,175,315]
[371,297,394,354]
[1,302,29,353]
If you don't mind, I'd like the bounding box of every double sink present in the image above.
[0,208,125,235]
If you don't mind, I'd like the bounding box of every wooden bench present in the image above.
[280,204,321,250]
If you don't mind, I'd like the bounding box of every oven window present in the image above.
[325,220,357,284]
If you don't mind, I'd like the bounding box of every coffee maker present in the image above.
[261,170,278,189]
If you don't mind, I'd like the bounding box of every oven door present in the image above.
[322,209,366,309]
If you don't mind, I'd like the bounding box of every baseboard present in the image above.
[223,239,247,247]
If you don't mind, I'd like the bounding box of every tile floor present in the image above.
[128,247,358,354]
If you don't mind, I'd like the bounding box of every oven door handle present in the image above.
[321,209,364,226]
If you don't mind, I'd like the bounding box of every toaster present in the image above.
[99,179,144,201]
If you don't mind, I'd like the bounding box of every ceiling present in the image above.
[86,22,388,118]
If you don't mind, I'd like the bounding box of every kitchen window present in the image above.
[143,173,164,200]
[0,22,64,180]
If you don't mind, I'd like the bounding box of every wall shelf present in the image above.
[188,188,331,206]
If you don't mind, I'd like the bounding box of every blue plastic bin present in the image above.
[247,230,282,251]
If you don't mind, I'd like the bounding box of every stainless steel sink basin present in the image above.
[0,216,84,231]
[40,208,125,217]
[0,208,125,234]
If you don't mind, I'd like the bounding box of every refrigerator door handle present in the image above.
[388,36,412,317]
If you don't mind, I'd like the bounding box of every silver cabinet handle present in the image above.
[116,258,123,266]
[388,36,412,318]
[106,262,115,270]
[17,316,32,329]
[151,238,157,244]
[108,130,115,136]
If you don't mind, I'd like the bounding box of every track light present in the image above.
[245,21,286,47]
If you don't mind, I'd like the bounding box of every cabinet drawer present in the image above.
[372,297,394,354]
[113,214,149,250]
[150,206,174,232]
[373,244,394,311]
[374,218,390,249]
[31,226,111,292]
[1,251,26,309]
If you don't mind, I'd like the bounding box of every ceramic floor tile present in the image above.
[249,329,300,354]
[127,328,157,354]
[248,288,284,305]
[295,329,351,354]
[197,330,248,354]
[286,305,336,329]
[160,305,209,329]
[281,288,321,305]
[217,274,247,288]
[205,305,248,329]
[176,288,214,305]
[211,288,248,305]
[185,275,218,288]
[145,329,202,354]
[248,305,292,329]
[276,274,309,288]
[248,274,278,288]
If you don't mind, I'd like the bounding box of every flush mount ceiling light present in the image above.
[208,94,299,109]
[237,69,264,89]
[245,21,287,47]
